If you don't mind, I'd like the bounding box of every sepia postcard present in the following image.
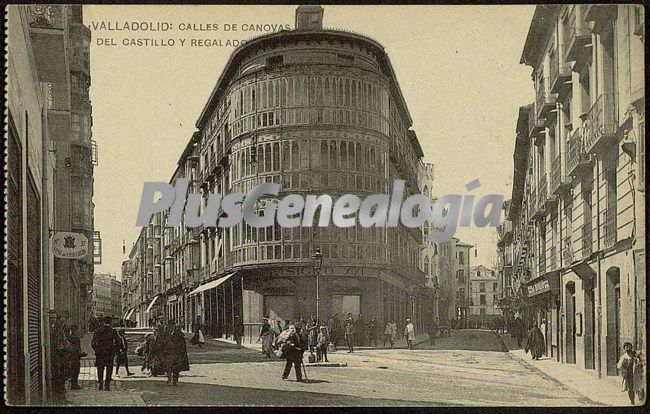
[3,3,646,408]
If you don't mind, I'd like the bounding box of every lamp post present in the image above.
[312,249,323,322]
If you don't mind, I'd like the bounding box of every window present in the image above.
[479,283,485,293]
[480,295,486,305]
[480,308,486,316]
[493,283,498,292]
[458,251,464,265]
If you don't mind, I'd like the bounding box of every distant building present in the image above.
[436,238,474,327]
[92,274,121,319]
[468,265,500,322]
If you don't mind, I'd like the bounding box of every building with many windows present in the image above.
[123,5,439,339]
[435,237,474,328]
[468,265,500,325]
[92,273,122,318]
[500,4,645,380]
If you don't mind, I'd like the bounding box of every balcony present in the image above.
[566,129,592,177]
[561,236,574,265]
[603,208,617,248]
[584,4,618,33]
[550,52,572,94]
[528,103,545,139]
[584,93,618,153]
[536,77,556,119]
[550,156,570,195]
[581,224,593,259]
[564,5,592,62]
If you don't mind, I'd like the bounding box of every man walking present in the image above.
[51,315,71,404]
[368,316,378,347]
[233,316,244,348]
[344,313,355,353]
[404,318,415,350]
[67,323,85,389]
[383,320,397,349]
[280,325,305,382]
[92,316,119,390]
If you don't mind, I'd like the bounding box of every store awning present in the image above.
[188,272,237,296]
[145,296,160,313]
[126,308,136,320]
[121,308,130,319]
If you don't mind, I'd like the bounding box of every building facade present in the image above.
[92,273,122,318]
[501,4,645,380]
[468,265,500,323]
[124,6,438,340]
[435,238,473,327]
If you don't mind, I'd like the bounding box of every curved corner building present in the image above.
[156,6,433,337]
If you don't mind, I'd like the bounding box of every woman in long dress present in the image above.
[166,323,190,385]
[190,317,205,348]
[524,322,546,360]
[259,318,275,358]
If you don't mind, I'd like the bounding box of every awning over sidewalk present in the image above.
[126,308,136,320]
[145,295,160,313]
[121,308,130,319]
[188,272,237,296]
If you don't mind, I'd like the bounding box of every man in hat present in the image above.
[404,318,415,350]
[233,315,244,348]
[316,325,330,362]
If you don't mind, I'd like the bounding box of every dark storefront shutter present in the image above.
[27,175,43,404]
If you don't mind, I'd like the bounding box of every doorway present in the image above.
[584,279,596,369]
[606,267,621,376]
[565,282,576,364]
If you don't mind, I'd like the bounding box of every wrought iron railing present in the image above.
[603,208,617,248]
[567,129,588,175]
[27,5,64,30]
[584,93,618,153]
[551,157,562,193]
[562,236,573,265]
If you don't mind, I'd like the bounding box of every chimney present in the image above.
[295,5,324,30]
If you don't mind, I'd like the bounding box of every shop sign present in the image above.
[267,266,364,278]
[527,277,550,297]
[52,231,89,259]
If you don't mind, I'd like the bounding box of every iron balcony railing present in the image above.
[584,93,618,153]
[567,128,591,176]
[27,5,64,30]
[538,177,548,210]
[551,157,562,194]
[550,50,572,94]
[582,223,593,259]
[536,77,556,119]
[564,5,592,62]
[603,208,617,248]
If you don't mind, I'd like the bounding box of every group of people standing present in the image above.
[50,315,86,405]
[138,319,190,385]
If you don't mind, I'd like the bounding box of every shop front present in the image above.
[524,271,561,360]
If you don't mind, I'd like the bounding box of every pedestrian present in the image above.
[383,321,397,348]
[428,319,438,346]
[512,315,525,347]
[259,318,275,358]
[327,313,341,348]
[617,342,644,405]
[279,325,305,382]
[233,316,244,348]
[404,319,415,349]
[305,315,318,353]
[344,313,355,353]
[67,323,86,390]
[539,319,547,355]
[141,332,155,374]
[355,314,366,346]
[190,316,205,348]
[91,316,119,390]
[115,329,134,376]
[368,316,378,347]
[149,326,168,377]
[316,325,330,363]
[524,321,546,360]
[51,315,72,404]
[165,323,190,385]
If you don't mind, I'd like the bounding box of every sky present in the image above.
[85,5,536,279]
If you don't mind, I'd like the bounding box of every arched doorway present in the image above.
[565,282,576,364]
[606,267,621,376]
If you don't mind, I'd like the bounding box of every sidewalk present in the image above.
[499,332,633,407]
[66,360,146,406]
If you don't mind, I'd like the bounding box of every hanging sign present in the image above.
[52,231,89,259]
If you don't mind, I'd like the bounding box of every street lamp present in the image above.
[312,248,323,322]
